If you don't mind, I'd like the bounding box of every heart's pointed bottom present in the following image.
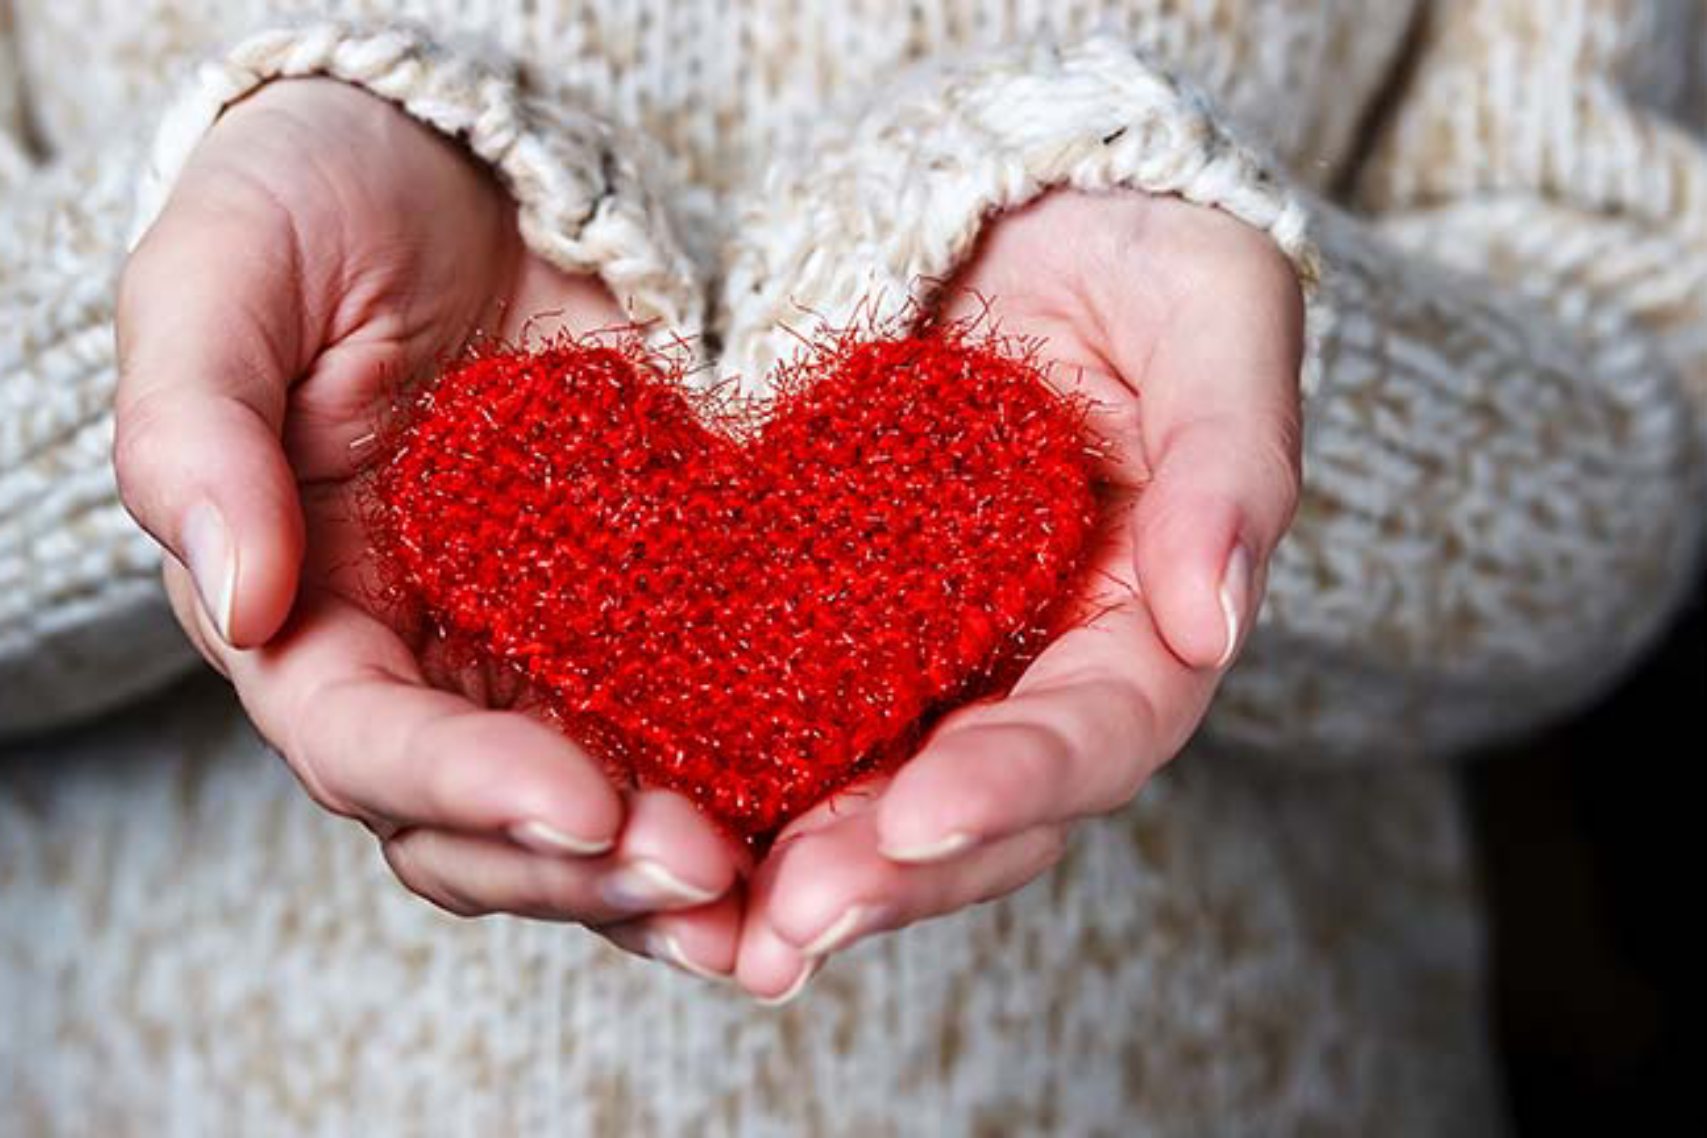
[367,324,1102,846]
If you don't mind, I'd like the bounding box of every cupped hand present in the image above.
[114,78,745,975]
[735,189,1305,1000]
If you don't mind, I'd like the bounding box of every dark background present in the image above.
[1469,586,1705,1134]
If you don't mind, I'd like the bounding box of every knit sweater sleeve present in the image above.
[714,34,1705,762]
[1222,0,1707,760]
[0,20,698,739]
[1,118,202,737]
[1358,0,1707,409]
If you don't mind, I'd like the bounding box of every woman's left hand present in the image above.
[730,189,1306,1001]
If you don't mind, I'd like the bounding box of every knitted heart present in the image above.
[368,330,1100,844]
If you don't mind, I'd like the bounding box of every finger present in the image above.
[381,797,742,926]
[733,858,826,1005]
[214,590,623,851]
[876,592,1213,860]
[733,910,823,1006]
[114,204,309,648]
[162,562,229,678]
[382,828,632,923]
[1112,229,1304,670]
[594,788,748,913]
[728,781,884,1000]
[755,803,1067,963]
[598,890,745,981]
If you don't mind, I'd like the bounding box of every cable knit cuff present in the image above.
[719,36,1327,394]
[133,29,1324,398]
[131,20,704,350]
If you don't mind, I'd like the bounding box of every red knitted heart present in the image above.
[367,329,1100,845]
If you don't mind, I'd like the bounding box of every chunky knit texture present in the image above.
[1,0,1704,1132]
[366,332,1101,843]
[0,677,1495,1136]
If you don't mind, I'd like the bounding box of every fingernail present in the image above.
[181,500,237,643]
[600,859,720,911]
[756,959,821,1007]
[881,830,976,865]
[801,903,886,958]
[645,931,730,981]
[509,819,614,857]
[1215,543,1253,669]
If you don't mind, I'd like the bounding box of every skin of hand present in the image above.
[113,78,749,979]
[116,78,1300,995]
[732,189,1305,1001]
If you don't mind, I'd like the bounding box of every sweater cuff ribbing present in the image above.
[719,36,1328,395]
[131,20,704,353]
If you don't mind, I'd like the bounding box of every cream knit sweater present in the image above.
[1,1,1703,1134]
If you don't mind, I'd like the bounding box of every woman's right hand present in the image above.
[114,78,744,980]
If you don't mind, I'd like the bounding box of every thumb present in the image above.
[1122,262,1304,672]
[113,208,308,648]
[1129,418,1293,671]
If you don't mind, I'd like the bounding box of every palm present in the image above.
[124,88,1299,992]
[733,189,1304,998]
[121,79,746,971]
[195,88,632,734]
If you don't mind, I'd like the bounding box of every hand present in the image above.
[114,78,745,975]
[734,189,1305,999]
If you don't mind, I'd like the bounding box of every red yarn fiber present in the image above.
[367,326,1101,845]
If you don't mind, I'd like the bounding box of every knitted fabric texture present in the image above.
[4,4,1702,751]
[366,331,1099,843]
[1,0,1704,1132]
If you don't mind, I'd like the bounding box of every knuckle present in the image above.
[1273,408,1305,483]
[520,859,586,919]
[278,684,365,821]
[1034,676,1155,810]
[1006,687,1097,750]
[947,718,1073,817]
[1258,430,1304,530]
[420,875,488,919]
[1099,685,1152,745]
[421,889,486,920]
[1006,720,1076,786]
[412,716,485,822]
[384,837,486,919]
[290,750,360,821]
[1035,826,1071,869]
[109,394,170,512]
